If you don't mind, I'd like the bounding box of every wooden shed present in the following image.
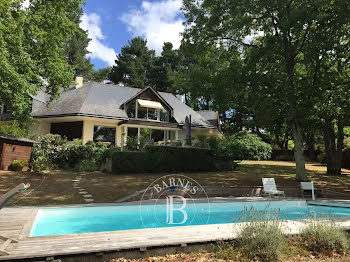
[0,135,38,171]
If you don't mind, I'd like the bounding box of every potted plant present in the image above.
[11,160,28,171]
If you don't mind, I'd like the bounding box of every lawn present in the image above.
[0,161,349,206]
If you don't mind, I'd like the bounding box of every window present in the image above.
[126,99,170,122]
[127,127,138,137]
[151,129,164,142]
[147,108,158,120]
[126,101,136,118]
[160,109,169,122]
[138,106,148,119]
[93,126,116,145]
[51,122,83,141]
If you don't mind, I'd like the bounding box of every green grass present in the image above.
[0,160,349,206]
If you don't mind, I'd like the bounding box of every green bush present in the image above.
[237,207,286,262]
[218,131,272,160]
[30,134,67,172]
[125,136,138,151]
[12,160,27,168]
[30,134,116,172]
[57,141,108,169]
[318,152,327,164]
[73,160,99,172]
[237,223,285,261]
[111,145,235,173]
[301,223,349,253]
[194,133,209,149]
[207,136,220,151]
[213,242,239,260]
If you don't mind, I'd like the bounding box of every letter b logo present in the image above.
[166,196,187,225]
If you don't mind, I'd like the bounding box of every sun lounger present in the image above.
[262,178,285,198]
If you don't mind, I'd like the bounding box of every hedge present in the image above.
[111,145,237,173]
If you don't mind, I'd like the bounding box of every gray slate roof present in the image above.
[31,83,216,128]
[0,135,38,144]
[197,110,219,128]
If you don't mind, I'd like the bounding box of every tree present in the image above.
[149,42,180,92]
[172,41,248,134]
[0,0,84,121]
[183,0,350,181]
[109,37,155,88]
[64,27,94,78]
[88,67,111,83]
[307,42,350,174]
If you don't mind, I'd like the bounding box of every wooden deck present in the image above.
[1,200,350,261]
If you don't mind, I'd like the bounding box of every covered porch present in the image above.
[118,120,182,147]
[30,116,184,148]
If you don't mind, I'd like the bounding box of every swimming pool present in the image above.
[30,200,350,237]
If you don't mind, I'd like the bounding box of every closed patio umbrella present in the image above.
[185,115,191,145]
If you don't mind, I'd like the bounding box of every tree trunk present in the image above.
[305,133,316,161]
[336,117,344,174]
[324,118,344,175]
[292,120,308,181]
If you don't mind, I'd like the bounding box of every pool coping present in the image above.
[2,198,350,260]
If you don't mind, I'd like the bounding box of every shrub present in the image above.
[301,223,349,253]
[213,242,239,260]
[73,160,99,172]
[30,134,114,172]
[125,136,138,151]
[238,223,285,261]
[58,141,108,169]
[318,152,327,164]
[194,133,209,149]
[30,134,67,172]
[12,160,27,168]
[72,138,83,145]
[237,207,286,262]
[139,128,153,148]
[218,131,272,160]
[110,145,235,173]
[207,136,220,151]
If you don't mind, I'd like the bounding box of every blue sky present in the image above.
[81,0,184,69]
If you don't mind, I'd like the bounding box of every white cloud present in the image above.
[80,13,117,66]
[121,0,184,54]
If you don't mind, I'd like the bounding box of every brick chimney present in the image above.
[75,76,83,88]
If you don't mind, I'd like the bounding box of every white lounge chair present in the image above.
[262,178,285,198]
[300,181,315,200]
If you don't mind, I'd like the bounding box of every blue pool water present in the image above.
[30,201,350,237]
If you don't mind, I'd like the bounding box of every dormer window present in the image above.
[126,99,169,122]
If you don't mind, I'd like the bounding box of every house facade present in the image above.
[29,78,222,147]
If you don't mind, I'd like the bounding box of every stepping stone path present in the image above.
[72,173,95,203]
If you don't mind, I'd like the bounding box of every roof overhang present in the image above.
[118,119,179,129]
